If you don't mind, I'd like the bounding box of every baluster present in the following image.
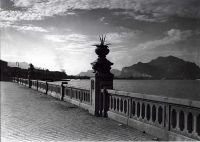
[85,92,86,102]
[66,88,68,96]
[87,92,88,102]
[150,103,154,123]
[78,90,80,102]
[193,113,197,136]
[144,103,148,121]
[70,88,73,98]
[135,100,138,119]
[84,91,86,102]
[88,91,90,102]
[162,105,165,127]
[126,98,129,116]
[88,92,90,102]
[109,96,111,110]
[184,111,188,134]
[123,99,126,115]
[155,105,159,124]
[78,90,80,100]
[136,101,138,117]
[86,92,87,102]
[112,95,114,111]
[85,92,87,102]
[142,103,145,120]
[81,91,83,102]
[119,98,122,113]
[139,101,142,119]
[149,104,153,123]
[85,91,87,102]
[176,109,180,131]
[87,92,89,102]
[81,91,83,101]
[128,98,132,118]
[114,96,116,111]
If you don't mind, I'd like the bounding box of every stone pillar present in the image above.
[45,81,48,94]
[89,35,114,117]
[36,80,38,91]
[28,64,34,88]
[28,77,32,88]
[60,82,68,101]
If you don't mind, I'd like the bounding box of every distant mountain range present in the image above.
[78,56,200,79]
[78,69,121,77]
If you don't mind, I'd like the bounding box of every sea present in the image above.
[59,79,200,101]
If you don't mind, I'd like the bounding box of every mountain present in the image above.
[111,69,121,77]
[8,62,30,69]
[78,69,121,77]
[120,56,200,79]
[78,70,95,77]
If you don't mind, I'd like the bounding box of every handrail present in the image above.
[106,89,200,108]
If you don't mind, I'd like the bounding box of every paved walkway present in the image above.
[1,82,155,141]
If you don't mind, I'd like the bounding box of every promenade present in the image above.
[1,81,154,141]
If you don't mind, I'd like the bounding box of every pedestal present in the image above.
[89,73,113,116]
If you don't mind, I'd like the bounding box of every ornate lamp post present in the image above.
[89,35,114,117]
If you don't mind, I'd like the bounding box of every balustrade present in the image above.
[37,81,47,93]
[17,78,29,86]
[170,105,200,140]
[109,95,129,116]
[64,86,90,104]
[31,80,38,90]
[48,84,60,94]
[12,78,200,140]
[106,89,200,140]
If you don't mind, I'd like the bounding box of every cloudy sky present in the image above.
[1,0,200,75]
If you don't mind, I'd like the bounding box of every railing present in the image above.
[64,86,90,105]
[47,83,61,99]
[17,78,29,86]
[13,77,18,83]
[37,81,47,93]
[31,80,38,90]
[48,83,60,93]
[13,78,91,110]
[106,89,200,140]
[170,104,200,140]
[12,77,199,140]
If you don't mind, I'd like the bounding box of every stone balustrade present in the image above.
[37,81,48,94]
[47,83,61,99]
[13,78,91,111]
[17,78,29,86]
[13,77,18,83]
[170,105,200,140]
[12,77,199,140]
[66,86,90,104]
[63,85,91,110]
[31,80,38,90]
[105,89,200,141]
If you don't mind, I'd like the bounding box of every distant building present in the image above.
[0,60,9,80]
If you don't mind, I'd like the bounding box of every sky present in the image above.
[1,0,200,75]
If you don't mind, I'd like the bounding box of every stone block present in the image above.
[107,111,128,125]
[128,118,168,140]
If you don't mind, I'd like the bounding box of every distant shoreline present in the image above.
[69,78,200,81]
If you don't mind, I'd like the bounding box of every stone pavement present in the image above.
[1,81,155,141]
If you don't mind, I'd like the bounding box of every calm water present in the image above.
[65,79,200,101]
